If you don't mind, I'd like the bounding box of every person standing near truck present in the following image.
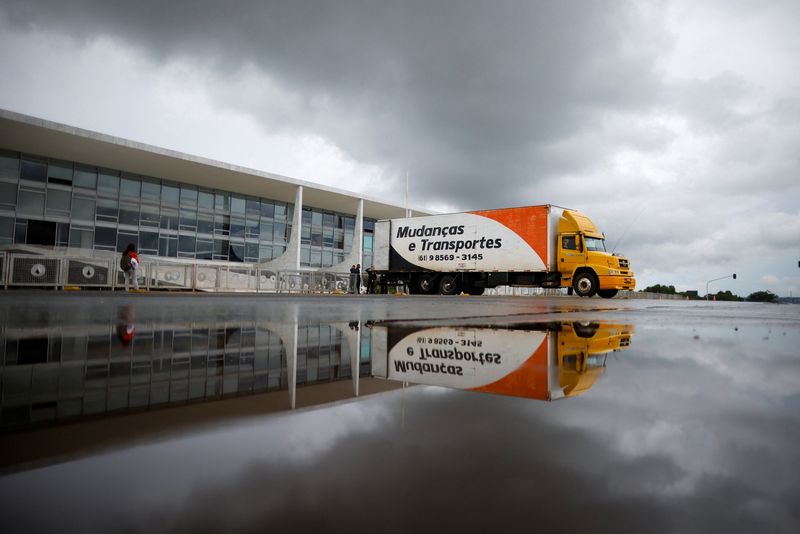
[349,265,357,294]
[120,243,140,291]
[367,267,377,294]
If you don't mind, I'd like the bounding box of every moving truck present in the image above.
[370,321,634,401]
[372,205,635,297]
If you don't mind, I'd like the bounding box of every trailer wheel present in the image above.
[438,274,459,295]
[418,273,436,294]
[598,289,618,299]
[573,272,598,297]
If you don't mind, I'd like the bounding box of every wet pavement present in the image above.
[1,292,799,533]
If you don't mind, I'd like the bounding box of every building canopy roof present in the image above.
[0,109,430,220]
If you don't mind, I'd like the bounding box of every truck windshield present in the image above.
[584,236,606,252]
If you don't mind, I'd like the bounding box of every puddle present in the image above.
[1,297,798,532]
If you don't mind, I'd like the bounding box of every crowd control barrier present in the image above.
[0,250,354,294]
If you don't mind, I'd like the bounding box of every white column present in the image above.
[288,320,298,409]
[353,323,361,397]
[356,198,364,268]
[330,198,364,273]
[259,185,303,272]
[266,314,299,409]
[333,322,362,397]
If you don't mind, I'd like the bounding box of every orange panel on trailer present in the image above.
[470,331,550,400]
[470,205,550,267]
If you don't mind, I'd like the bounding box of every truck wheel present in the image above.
[418,273,436,294]
[573,321,599,338]
[438,274,459,295]
[573,272,598,297]
[598,289,618,299]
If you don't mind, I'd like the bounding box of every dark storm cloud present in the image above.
[1,0,666,209]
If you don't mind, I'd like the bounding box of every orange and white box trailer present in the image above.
[372,205,635,297]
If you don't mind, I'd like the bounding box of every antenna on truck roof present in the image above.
[610,200,649,255]
[405,172,411,218]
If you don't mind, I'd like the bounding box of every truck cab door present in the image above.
[559,233,584,281]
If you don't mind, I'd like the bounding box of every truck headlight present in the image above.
[608,269,618,275]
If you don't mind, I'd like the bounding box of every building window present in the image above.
[18,190,45,217]
[47,161,73,186]
[20,158,47,182]
[69,227,93,249]
[73,166,97,189]
[119,202,140,226]
[96,199,118,223]
[94,226,117,249]
[0,150,20,180]
[97,171,120,197]
[120,176,141,198]
[46,188,72,217]
[0,216,14,244]
[231,195,246,215]
[0,182,17,210]
[180,186,198,208]
[162,184,180,205]
[141,179,160,203]
[198,190,214,211]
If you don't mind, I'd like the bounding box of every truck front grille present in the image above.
[618,259,629,268]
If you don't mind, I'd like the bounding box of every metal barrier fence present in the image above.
[0,251,354,293]
[276,271,351,293]
[0,251,684,298]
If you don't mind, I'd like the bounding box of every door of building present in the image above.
[26,220,57,246]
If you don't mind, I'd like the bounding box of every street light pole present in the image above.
[706,273,737,300]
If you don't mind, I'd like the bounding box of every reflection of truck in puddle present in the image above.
[370,322,633,401]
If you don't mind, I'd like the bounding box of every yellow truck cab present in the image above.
[556,321,633,397]
[557,209,636,298]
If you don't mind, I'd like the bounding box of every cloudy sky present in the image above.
[1,0,798,296]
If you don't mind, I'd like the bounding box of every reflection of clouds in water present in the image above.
[538,324,800,506]
[278,400,395,463]
[632,324,800,396]
[142,386,799,533]
[0,398,396,533]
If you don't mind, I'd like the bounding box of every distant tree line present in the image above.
[642,284,677,295]
[641,285,778,303]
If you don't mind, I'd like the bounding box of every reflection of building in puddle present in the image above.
[0,311,402,472]
[370,321,634,401]
[0,309,382,432]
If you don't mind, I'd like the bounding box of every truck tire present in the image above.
[573,321,599,338]
[438,274,459,295]
[598,289,618,299]
[417,273,436,294]
[573,272,598,297]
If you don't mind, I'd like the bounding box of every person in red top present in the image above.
[121,243,140,291]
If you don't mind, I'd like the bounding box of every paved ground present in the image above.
[2,290,797,326]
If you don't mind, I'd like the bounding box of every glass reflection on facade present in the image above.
[0,149,375,267]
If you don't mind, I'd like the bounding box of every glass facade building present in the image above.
[0,149,375,268]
